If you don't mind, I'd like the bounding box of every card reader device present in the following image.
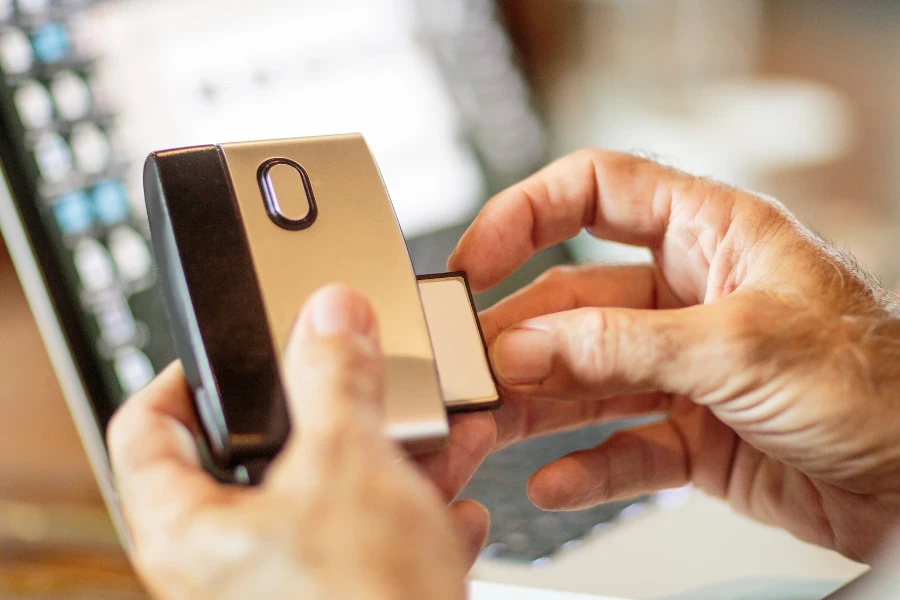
[144,134,499,483]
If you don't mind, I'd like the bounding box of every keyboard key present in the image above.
[73,238,115,291]
[50,70,93,121]
[31,22,71,64]
[114,347,155,396]
[14,79,54,129]
[0,28,34,74]
[0,0,13,22]
[33,132,73,183]
[94,296,137,349]
[108,226,152,282]
[70,122,111,175]
[92,179,130,224]
[16,0,51,15]
[53,190,94,235]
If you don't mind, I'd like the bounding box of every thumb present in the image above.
[489,304,717,401]
[275,285,385,465]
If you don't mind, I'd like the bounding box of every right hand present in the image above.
[449,149,900,563]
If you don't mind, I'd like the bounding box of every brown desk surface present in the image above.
[0,241,100,505]
[0,239,146,595]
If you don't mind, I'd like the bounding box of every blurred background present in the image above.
[0,1,897,598]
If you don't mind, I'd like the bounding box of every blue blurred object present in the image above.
[92,180,130,224]
[30,22,71,64]
[53,190,93,235]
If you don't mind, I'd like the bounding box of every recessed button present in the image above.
[258,159,317,231]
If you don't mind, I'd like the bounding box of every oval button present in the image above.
[258,159,317,231]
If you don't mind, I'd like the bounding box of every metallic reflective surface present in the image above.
[418,275,498,409]
[220,135,448,453]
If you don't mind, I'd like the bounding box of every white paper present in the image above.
[468,581,629,600]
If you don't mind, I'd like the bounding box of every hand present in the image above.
[448,149,900,562]
[108,286,490,600]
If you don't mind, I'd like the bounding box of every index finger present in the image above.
[107,363,230,539]
[448,150,688,292]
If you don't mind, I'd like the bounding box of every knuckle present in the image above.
[746,194,793,242]
[713,295,791,369]
[581,147,631,170]
[574,308,624,383]
[574,308,685,389]
[715,302,763,359]
[572,147,603,169]
[717,300,759,341]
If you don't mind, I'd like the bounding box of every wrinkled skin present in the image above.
[448,149,900,563]
[109,149,900,600]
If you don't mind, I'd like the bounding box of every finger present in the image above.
[493,392,672,451]
[448,150,678,292]
[273,285,386,472]
[414,393,667,500]
[448,149,763,295]
[527,419,689,510]
[489,304,713,402]
[107,363,229,538]
[416,411,497,502]
[479,264,658,344]
[449,499,490,570]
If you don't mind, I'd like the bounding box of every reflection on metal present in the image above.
[221,135,450,454]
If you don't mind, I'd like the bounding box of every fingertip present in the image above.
[107,361,195,448]
[446,243,464,274]
[288,284,378,350]
[449,208,525,293]
[489,326,554,387]
[447,244,489,294]
[452,498,490,525]
[527,456,595,511]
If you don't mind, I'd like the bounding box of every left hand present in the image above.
[108,286,492,600]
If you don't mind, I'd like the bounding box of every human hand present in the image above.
[449,150,900,562]
[108,286,490,600]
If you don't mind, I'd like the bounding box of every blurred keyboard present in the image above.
[0,0,176,428]
[0,0,641,564]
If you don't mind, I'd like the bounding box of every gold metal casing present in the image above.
[219,135,449,453]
